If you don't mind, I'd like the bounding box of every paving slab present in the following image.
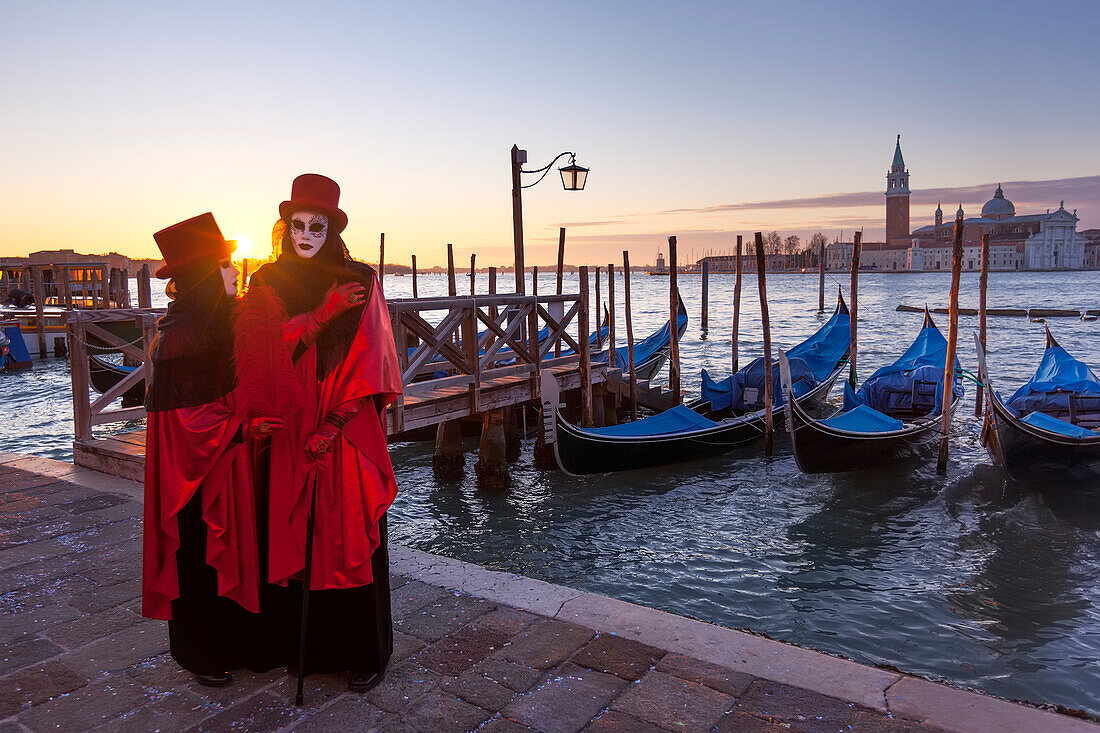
[1,457,1097,733]
[610,669,733,732]
[501,663,628,733]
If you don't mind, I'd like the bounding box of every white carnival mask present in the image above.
[220,260,239,297]
[289,210,329,259]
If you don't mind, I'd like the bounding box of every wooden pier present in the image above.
[66,288,665,481]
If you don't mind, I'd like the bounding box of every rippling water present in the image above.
[3,270,1099,714]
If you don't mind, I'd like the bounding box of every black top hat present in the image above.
[153,213,235,279]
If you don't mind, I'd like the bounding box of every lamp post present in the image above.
[510,144,588,294]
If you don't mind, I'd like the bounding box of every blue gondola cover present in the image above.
[585,404,717,437]
[820,404,904,433]
[1007,346,1100,416]
[701,305,850,412]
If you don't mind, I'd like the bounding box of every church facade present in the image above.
[884,138,1089,271]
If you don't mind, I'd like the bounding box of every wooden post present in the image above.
[488,267,498,321]
[446,243,457,297]
[849,231,862,388]
[623,251,637,421]
[411,255,418,299]
[668,236,681,404]
[60,267,73,310]
[701,259,709,331]
[755,233,774,456]
[470,254,476,295]
[607,263,616,368]
[578,266,593,427]
[511,144,526,294]
[818,239,826,312]
[733,235,742,374]
[69,317,91,442]
[531,265,538,296]
[139,263,152,308]
[594,266,602,348]
[31,267,47,357]
[556,227,566,295]
[976,233,990,416]
[938,216,965,473]
[119,269,131,307]
[379,233,385,280]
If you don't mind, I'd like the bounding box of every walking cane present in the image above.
[295,475,318,706]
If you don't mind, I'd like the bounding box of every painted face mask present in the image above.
[289,210,329,259]
[220,260,239,296]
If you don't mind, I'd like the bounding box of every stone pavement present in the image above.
[1,452,1096,733]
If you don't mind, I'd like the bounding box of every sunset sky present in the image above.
[4,1,1099,268]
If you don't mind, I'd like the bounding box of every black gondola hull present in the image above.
[89,355,146,407]
[553,365,843,475]
[786,396,954,474]
[985,394,1100,484]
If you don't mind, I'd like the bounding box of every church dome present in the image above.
[981,185,1015,220]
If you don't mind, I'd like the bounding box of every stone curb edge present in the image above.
[3,451,1095,733]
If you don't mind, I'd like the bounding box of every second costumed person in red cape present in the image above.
[245,174,402,690]
[143,213,287,686]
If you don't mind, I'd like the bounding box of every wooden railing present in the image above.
[64,291,594,443]
[65,309,161,442]
[387,291,589,433]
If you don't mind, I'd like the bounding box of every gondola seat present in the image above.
[1019,411,1099,438]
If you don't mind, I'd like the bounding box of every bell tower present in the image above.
[885,135,910,243]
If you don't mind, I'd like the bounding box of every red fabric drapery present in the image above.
[268,271,402,589]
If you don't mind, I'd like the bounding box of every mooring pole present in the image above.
[818,238,826,312]
[594,266,602,348]
[532,265,538,296]
[623,251,637,421]
[607,263,616,365]
[849,231,862,388]
[733,235,742,374]
[668,236,681,404]
[470,254,476,296]
[976,233,990,417]
[701,258,710,331]
[578,265,593,427]
[938,216,965,473]
[755,233,773,457]
[446,243,457,297]
[411,255,418,298]
[556,228,566,296]
[379,233,385,280]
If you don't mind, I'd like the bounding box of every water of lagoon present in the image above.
[3,270,1099,715]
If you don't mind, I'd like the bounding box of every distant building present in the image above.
[883,138,1089,271]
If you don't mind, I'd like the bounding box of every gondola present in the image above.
[591,294,688,381]
[547,292,850,476]
[89,354,146,407]
[1,319,33,372]
[976,327,1100,484]
[781,308,962,474]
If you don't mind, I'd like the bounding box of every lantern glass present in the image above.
[559,163,588,191]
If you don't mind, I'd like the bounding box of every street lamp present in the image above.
[511,144,589,293]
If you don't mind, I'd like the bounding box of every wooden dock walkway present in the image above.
[67,287,646,480]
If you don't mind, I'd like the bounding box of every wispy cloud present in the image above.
[556,175,1100,228]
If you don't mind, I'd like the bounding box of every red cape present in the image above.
[142,398,260,620]
[268,272,402,589]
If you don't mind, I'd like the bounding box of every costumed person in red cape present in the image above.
[142,213,286,686]
[247,174,401,691]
